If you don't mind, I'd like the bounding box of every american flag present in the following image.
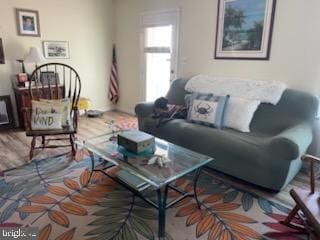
[109,45,119,104]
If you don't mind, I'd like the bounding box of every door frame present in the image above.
[139,8,180,102]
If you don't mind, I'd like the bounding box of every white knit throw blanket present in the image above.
[185,75,287,105]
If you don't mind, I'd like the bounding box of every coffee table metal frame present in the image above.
[78,134,213,239]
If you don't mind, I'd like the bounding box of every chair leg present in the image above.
[41,136,45,148]
[283,205,300,225]
[281,204,311,234]
[70,134,76,156]
[29,136,36,160]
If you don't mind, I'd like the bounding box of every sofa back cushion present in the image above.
[166,78,319,134]
[250,89,318,134]
[166,78,189,105]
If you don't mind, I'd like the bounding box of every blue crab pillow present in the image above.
[185,93,229,129]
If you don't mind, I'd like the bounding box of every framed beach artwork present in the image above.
[16,9,41,37]
[214,0,276,60]
[43,41,70,59]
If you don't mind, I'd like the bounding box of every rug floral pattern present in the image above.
[0,152,306,240]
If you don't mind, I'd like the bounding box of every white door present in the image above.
[141,9,179,102]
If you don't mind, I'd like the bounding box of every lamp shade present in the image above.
[24,47,45,63]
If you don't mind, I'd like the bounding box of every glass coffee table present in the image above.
[76,131,213,239]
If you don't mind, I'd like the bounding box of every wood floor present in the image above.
[0,111,314,207]
[0,111,135,169]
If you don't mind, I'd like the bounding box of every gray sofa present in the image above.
[135,79,319,191]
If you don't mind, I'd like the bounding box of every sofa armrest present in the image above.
[268,122,313,160]
[135,102,154,117]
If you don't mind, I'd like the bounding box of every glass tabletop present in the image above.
[76,131,213,188]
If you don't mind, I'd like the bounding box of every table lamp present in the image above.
[16,59,26,73]
[24,47,45,70]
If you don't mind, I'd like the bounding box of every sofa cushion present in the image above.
[143,118,306,163]
[166,78,189,105]
[224,97,260,132]
[145,119,269,155]
[165,79,319,135]
[185,93,229,129]
[141,118,311,191]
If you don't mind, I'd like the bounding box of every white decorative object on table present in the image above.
[148,154,171,167]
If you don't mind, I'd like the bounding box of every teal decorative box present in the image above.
[117,130,155,154]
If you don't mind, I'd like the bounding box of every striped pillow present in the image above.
[185,93,229,129]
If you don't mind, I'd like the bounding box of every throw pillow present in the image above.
[40,98,71,126]
[185,93,229,129]
[224,97,260,132]
[31,100,64,130]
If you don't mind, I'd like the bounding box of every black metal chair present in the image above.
[23,63,81,160]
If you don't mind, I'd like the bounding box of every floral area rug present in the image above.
[0,152,306,240]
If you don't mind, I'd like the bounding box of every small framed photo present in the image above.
[0,38,4,64]
[43,41,70,59]
[0,96,14,129]
[15,8,41,37]
[214,0,276,60]
[40,71,60,86]
[17,73,28,87]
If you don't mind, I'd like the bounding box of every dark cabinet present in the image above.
[13,84,64,129]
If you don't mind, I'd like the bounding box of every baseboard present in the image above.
[116,107,135,115]
[79,106,116,116]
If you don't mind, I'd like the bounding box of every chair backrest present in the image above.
[303,155,320,194]
[27,63,81,129]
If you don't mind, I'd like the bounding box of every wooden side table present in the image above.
[13,82,64,129]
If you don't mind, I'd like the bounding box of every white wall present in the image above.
[115,0,320,113]
[0,0,115,124]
